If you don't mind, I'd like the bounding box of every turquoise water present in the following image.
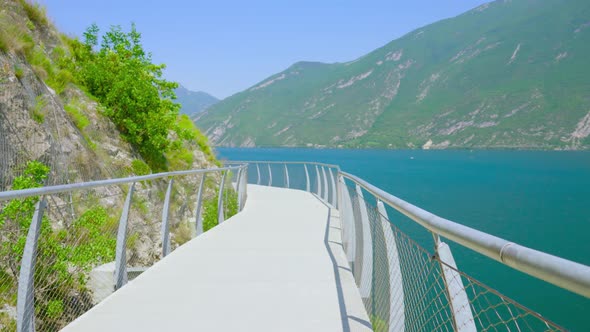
[217,148,590,331]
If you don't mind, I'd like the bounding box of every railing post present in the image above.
[340,178,356,264]
[16,198,46,332]
[236,167,243,211]
[315,165,322,197]
[337,168,342,210]
[115,183,135,290]
[377,200,405,332]
[336,174,344,241]
[256,163,261,185]
[322,166,329,203]
[328,168,337,208]
[267,164,272,187]
[356,184,372,299]
[194,173,206,236]
[240,165,248,210]
[161,179,173,257]
[217,170,227,224]
[304,164,310,192]
[284,164,290,188]
[436,238,476,332]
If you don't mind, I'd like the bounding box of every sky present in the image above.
[39,0,489,99]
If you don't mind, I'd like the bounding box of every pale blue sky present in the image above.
[39,0,489,98]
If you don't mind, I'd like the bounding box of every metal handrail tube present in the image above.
[0,165,245,201]
[340,171,590,299]
[224,160,340,169]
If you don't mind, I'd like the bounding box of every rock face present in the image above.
[0,52,126,190]
[197,0,590,150]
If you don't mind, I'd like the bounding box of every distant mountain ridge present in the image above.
[196,0,590,150]
[175,85,218,116]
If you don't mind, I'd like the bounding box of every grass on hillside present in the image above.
[19,0,49,28]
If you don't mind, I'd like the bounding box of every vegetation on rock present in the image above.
[65,23,181,169]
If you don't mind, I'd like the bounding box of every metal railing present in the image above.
[229,160,590,331]
[0,164,248,332]
[2,158,589,331]
[224,161,340,207]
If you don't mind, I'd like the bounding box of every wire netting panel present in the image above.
[0,186,125,331]
[448,265,563,332]
[342,182,564,332]
[0,168,240,331]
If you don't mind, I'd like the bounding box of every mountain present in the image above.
[196,0,590,149]
[175,85,218,116]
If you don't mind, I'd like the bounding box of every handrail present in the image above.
[224,160,340,169]
[340,171,590,299]
[0,165,245,201]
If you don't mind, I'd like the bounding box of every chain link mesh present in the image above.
[343,182,564,332]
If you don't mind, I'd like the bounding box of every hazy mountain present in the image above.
[175,85,218,116]
[196,0,590,149]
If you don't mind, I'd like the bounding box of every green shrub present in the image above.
[26,20,35,31]
[30,96,45,123]
[46,300,64,319]
[0,14,34,54]
[202,186,238,232]
[47,68,74,94]
[14,65,24,79]
[54,23,219,169]
[64,100,90,130]
[175,114,217,164]
[126,233,138,249]
[31,110,44,123]
[18,32,35,56]
[26,47,52,80]
[68,206,117,265]
[0,32,7,53]
[166,147,194,171]
[131,159,151,176]
[67,24,180,170]
[202,196,218,232]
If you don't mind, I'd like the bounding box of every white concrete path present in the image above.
[63,185,371,332]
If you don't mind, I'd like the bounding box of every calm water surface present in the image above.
[217,148,590,331]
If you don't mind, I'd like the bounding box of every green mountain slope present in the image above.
[175,85,218,116]
[196,0,590,149]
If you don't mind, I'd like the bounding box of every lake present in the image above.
[217,148,590,331]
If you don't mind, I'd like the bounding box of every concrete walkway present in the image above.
[63,185,372,332]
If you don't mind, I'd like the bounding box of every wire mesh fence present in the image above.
[0,97,111,193]
[3,158,581,331]
[0,165,246,331]
[342,181,564,332]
